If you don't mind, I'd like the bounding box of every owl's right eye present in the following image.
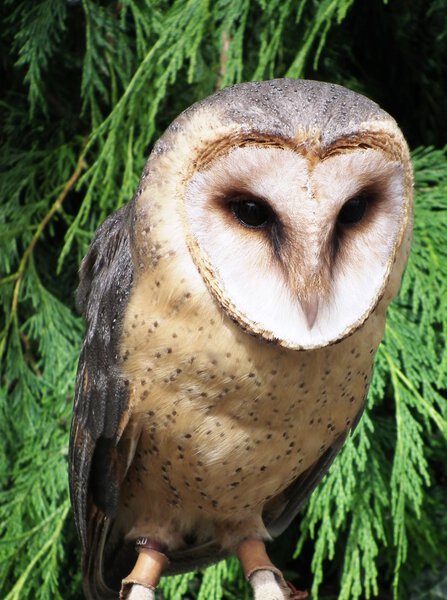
[230,197,272,228]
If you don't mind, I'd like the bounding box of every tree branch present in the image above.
[11,150,87,316]
[0,148,87,363]
[216,30,231,90]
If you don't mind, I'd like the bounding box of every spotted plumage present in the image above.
[69,79,413,600]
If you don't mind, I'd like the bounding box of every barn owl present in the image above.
[69,79,413,600]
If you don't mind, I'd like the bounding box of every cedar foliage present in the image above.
[1,1,446,599]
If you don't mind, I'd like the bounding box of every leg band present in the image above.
[120,542,169,598]
[135,537,168,556]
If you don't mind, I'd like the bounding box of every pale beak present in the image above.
[301,294,319,330]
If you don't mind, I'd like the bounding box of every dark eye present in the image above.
[337,195,368,225]
[230,198,271,228]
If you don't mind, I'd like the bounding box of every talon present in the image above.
[286,580,308,600]
[236,539,305,600]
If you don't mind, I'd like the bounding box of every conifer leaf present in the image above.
[6,0,68,115]
[1,3,446,599]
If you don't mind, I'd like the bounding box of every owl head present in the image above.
[135,79,413,350]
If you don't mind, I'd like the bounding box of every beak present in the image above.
[301,294,319,330]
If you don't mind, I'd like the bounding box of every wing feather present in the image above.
[267,405,365,538]
[69,203,135,550]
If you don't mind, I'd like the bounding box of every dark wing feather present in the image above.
[69,203,134,550]
[266,434,347,538]
[267,405,365,538]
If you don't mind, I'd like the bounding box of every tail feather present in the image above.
[83,510,133,599]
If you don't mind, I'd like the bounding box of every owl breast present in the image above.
[116,253,384,547]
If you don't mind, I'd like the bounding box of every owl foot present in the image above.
[236,539,308,600]
[120,539,168,599]
[125,583,155,600]
[249,569,308,600]
[250,570,290,600]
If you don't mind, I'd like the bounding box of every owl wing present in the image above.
[267,408,364,538]
[69,202,135,551]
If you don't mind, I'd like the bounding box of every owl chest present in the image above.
[121,293,372,514]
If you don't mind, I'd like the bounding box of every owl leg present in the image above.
[120,540,169,600]
[236,539,308,600]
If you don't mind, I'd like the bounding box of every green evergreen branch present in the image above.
[382,343,447,437]
[3,500,70,600]
[1,3,446,599]
[0,504,67,548]
[286,0,355,77]
[0,149,86,362]
[6,0,68,115]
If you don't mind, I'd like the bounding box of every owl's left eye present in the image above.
[337,195,369,225]
[230,198,272,228]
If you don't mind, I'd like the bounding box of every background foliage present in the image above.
[1,1,446,599]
